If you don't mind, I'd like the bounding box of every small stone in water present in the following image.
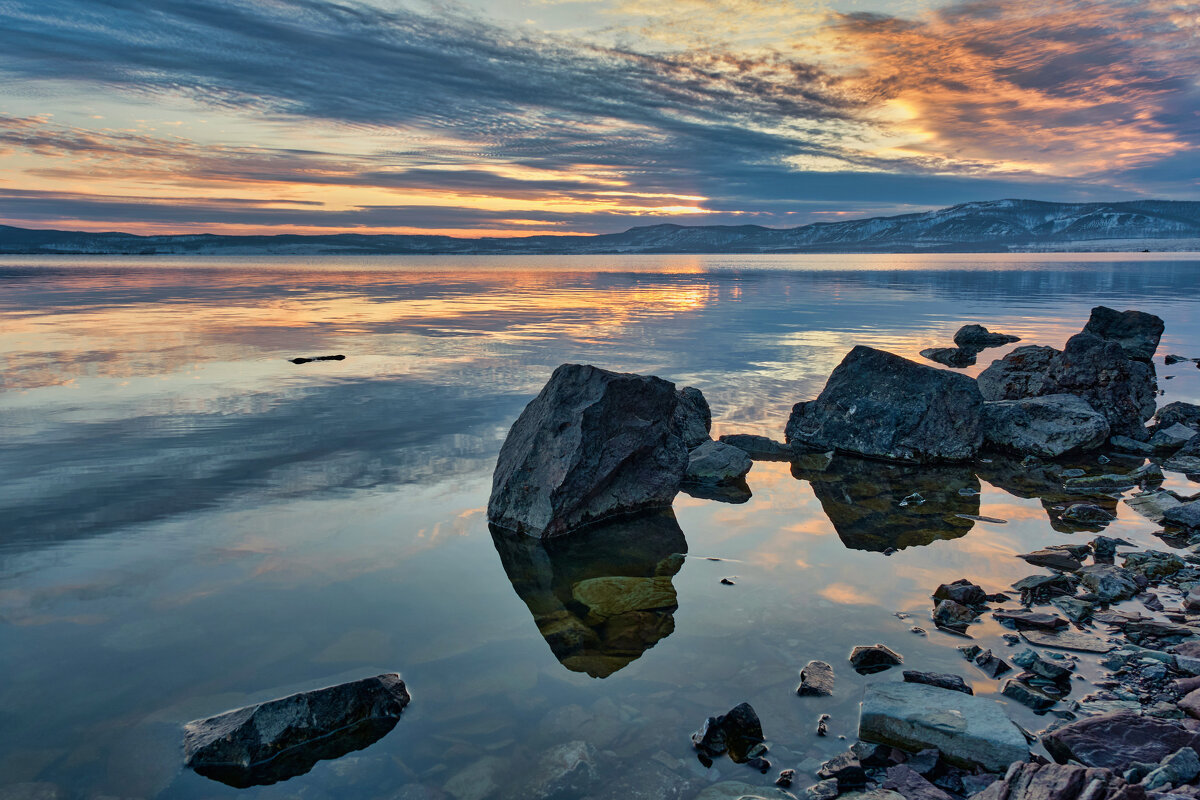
[816,713,830,737]
[911,626,927,635]
[1099,455,1111,464]
[776,769,796,788]
[720,578,735,586]
[900,492,925,507]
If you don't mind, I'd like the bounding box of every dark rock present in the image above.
[1078,564,1141,603]
[717,434,792,461]
[934,579,988,606]
[1165,500,1200,531]
[1043,711,1200,771]
[1083,306,1165,361]
[982,395,1110,458]
[850,643,904,674]
[1051,596,1096,623]
[775,769,796,788]
[1019,549,1084,571]
[691,703,765,764]
[183,674,410,788]
[784,346,984,463]
[933,599,979,628]
[1123,550,1185,579]
[921,347,977,368]
[1012,649,1072,682]
[903,670,973,695]
[1151,423,1198,451]
[1155,402,1200,432]
[852,741,906,768]
[955,324,1021,349]
[679,480,752,504]
[978,334,1157,438]
[818,751,866,788]
[490,510,686,678]
[993,609,1068,630]
[1064,463,1164,493]
[1012,573,1078,603]
[884,764,954,800]
[1001,679,1057,712]
[797,660,835,696]
[968,760,1140,800]
[906,748,941,776]
[1141,746,1200,791]
[816,713,830,737]
[488,364,688,537]
[1061,504,1118,525]
[973,649,1012,678]
[1124,619,1196,646]
[1092,536,1132,561]
[684,440,752,485]
[720,577,735,586]
[1111,435,1155,455]
[674,386,713,450]
[289,354,345,364]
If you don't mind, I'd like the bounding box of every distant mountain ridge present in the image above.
[3,199,1200,255]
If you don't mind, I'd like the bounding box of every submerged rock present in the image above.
[954,324,1021,349]
[1043,710,1200,771]
[1018,549,1083,571]
[488,364,688,537]
[797,660,836,697]
[183,674,410,788]
[858,681,1028,772]
[1082,305,1164,361]
[902,670,973,695]
[785,346,984,463]
[1059,503,1117,525]
[1077,564,1140,603]
[684,440,753,485]
[849,643,903,674]
[675,386,713,450]
[980,394,1109,458]
[795,454,980,552]
[692,702,766,765]
[489,510,686,678]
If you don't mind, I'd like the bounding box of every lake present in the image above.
[2,253,1200,799]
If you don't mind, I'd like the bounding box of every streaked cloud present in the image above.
[0,0,1195,234]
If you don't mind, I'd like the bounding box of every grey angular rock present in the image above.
[817,751,866,788]
[684,440,753,485]
[1059,504,1117,525]
[981,394,1110,458]
[1165,500,1200,531]
[1018,548,1084,571]
[718,434,793,460]
[785,346,984,463]
[993,609,1068,630]
[902,670,973,695]
[1126,490,1186,523]
[691,702,765,764]
[675,386,713,450]
[1122,550,1185,579]
[488,364,688,537]
[883,764,955,800]
[183,673,410,788]
[858,681,1029,772]
[1142,746,1200,791]
[849,643,903,674]
[933,579,987,605]
[954,324,1021,349]
[977,345,1058,401]
[1155,402,1200,432]
[1001,678,1056,711]
[1063,463,1163,493]
[1051,596,1095,623]
[797,660,835,697]
[1152,423,1198,451]
[1083,305,1165,361]
[1110,435,1155,455]
[1043,710,1200,771]
[1078,564,1140,602]
[933,599,978,628]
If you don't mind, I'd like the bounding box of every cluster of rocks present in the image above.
[920,323,1022,368]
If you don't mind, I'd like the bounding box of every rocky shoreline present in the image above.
[477,305,1200,799]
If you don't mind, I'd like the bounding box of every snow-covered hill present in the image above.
[3,199,1199,255]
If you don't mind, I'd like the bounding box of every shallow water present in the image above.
[1,253,1199,799]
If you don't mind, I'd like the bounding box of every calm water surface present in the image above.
[2,253,1200,798]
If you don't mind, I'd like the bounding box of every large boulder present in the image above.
[674,386,712,449]
[1082,305,1164,360]
[488,364,688,537]
[977,334,1156,438]
[980,394,1109,457]
[183,674,410,788]
[1042,710,1200,771]
[785,346,984,463]
[858,681,1028,772]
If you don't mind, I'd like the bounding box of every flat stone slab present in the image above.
[858,681,1028,772]
[1019,629,1115,653]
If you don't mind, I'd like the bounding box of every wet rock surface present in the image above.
[1043,711,1200,772]
[692,703,767,767]
[183,674,410,788]
[785,346,984,463]
[488,364,688,537]
[718,433,794,460]
[953,324,1021,350]
[980,394,1110,458]
[675,386,713,450]
[850,644,904,674]
[797,660,836,696]
[1082,305,1165,361]
[684,439,753,485]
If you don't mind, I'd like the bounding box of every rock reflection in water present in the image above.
[793,454,980,552]
[490,510,687,678]
[974,458,1119,533]
[191,718,400,789]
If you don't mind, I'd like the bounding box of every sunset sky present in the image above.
[0,0,1197,237]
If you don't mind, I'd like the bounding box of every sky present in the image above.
[0,0,1197,237]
